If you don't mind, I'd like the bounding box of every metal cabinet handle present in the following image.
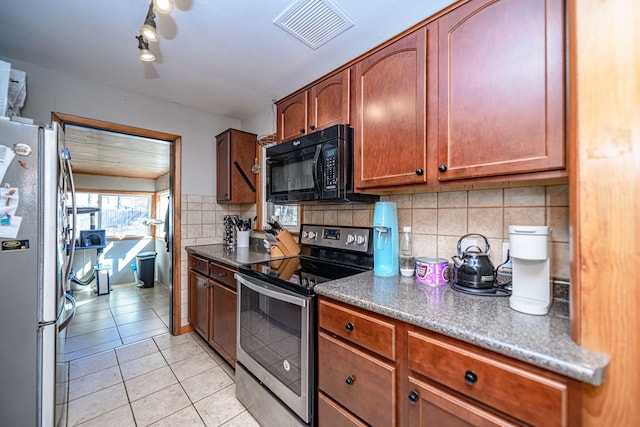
[309,125,316,131]
[345,376,355,386]
[464,370,478,385]
[299,128,306,134]
[438,164,448,172]
[219,272,226,278]
[345,322,354,332]
[415,168,424,176]
[408,390,419,404]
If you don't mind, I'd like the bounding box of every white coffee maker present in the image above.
[508,225,552,315]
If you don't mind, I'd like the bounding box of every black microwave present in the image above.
[266,125,378,204]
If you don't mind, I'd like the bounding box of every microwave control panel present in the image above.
[324,147,337,190]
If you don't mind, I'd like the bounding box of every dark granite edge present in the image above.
[316,286,610,386]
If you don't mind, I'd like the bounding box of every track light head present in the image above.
[136,35,156,62]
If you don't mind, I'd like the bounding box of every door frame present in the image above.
[51,112,183,335]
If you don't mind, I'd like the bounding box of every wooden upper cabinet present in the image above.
[277,69,350,143]
[308,69,350,133]
[437,0,565,181]
[216,128,257,204]
[277,91,307,143]
[353,24,436,190]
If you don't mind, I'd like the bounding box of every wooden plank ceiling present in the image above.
[64,125,171,180]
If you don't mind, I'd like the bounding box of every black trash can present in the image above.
[136,252,157,288]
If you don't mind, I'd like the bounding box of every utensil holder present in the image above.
[237,230,250,248]
[223,215,238,248]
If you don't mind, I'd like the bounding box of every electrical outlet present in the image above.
[502,242,512,268]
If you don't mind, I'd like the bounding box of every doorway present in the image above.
[52,112,183,336]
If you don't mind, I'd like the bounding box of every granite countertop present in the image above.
[185,242,274,268]
[314,271,610,386]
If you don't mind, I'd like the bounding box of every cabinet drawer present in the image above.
[318,332,395,427]
[318,392,366,427]
[407,330,570,427]
[407,375,516,426]
[209,262,236,290]
[319,298,396,360]
[189,255,209,276]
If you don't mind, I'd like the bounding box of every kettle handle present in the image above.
[456,233,491,257]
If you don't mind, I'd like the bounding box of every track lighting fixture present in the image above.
[135,0,175,62]
[139,3,158,42]
[153,0,174,14]
[136,35,156,62]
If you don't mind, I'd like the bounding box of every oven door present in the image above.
[236,273,313,423]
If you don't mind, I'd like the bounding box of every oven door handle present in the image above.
[236,274,307,308]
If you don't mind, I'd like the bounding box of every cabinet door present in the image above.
[277,92,307,143]
[188,270,210,339]
[437,0,565,181]
[407,376,516,427]
[354,25,435,189]
[216,130,231,202]
[309,69,350,133]
[216,129,257,204]
[210,281,237,365]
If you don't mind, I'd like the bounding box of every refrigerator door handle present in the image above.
[58,293,76,332]
[61,150,77,294]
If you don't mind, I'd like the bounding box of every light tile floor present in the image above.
[65,281,172,361]
[63,282,259,426]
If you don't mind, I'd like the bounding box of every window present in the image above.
[74,192,153,237]
[266,202,300,230]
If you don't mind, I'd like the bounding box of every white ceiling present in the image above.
[0,0,456,121]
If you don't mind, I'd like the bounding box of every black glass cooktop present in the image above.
[238,256,369,296]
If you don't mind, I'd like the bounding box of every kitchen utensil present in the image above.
[451,233,496,290]
[264,233,279,244]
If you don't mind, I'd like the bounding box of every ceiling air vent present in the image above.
[274,0,354,50]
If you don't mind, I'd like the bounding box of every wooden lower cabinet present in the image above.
[318,331,396,427]
[407,376,516,426]
[188,269,210,339]
[318,392,367,427]
[318,297,581,426]
[187,254,237,366]
[209,281,237,364]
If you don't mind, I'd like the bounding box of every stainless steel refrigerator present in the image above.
[0,116,77,426]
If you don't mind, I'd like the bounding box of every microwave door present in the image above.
[268,147,319,203]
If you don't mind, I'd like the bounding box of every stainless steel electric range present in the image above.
[235,224,374,427]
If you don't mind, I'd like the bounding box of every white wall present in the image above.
[0,55,242,196]
[241,103,276,138]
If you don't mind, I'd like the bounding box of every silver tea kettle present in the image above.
[451,233,496,290]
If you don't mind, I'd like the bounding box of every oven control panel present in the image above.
[299,224,372,253]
